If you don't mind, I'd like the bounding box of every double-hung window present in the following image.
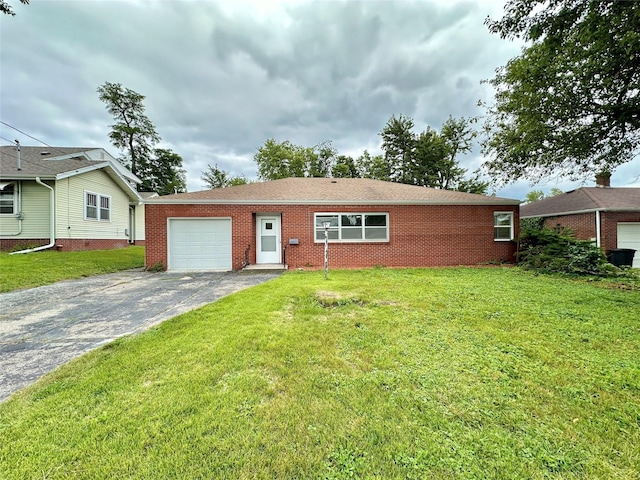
[315,213,389,242]
[0,183,15,215]
[85,191,111,221]
[494,212,514,241]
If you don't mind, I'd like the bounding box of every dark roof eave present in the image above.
[0,174,57,181]
[521,207,640,218]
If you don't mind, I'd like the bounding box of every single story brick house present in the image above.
[520,178,640,268]
[144,177,520,271]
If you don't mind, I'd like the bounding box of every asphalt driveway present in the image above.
[0,269,280,402]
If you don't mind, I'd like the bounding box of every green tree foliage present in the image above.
[379,115,486,192]
[455,171,490,194]
[356,151,390,181]
[380,115,416,183]
[138,149,186,195]
[0,0,28,16]
[518,226,616,276]
[333,155,360,178]
[201,163,247,189]
[97,82,161,178]
[524,190,545,204]
[524,188,564,204]
[254,139,336,180]
[482,0,640,184]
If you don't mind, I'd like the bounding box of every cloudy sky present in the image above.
[1,0,638,199]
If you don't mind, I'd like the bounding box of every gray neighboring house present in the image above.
[0,146,147,252]
[520,176,640,268]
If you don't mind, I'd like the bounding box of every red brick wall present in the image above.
[0,238,129,252]
[601,212,640,251]
[145,203,519,270]
[543,213,596,241]
[542,212,640,252]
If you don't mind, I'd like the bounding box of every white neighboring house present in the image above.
[0,146,149,252]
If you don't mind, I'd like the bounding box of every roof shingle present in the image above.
[520,187,640,217]
[0,146,103,178]
[150,177,519,205]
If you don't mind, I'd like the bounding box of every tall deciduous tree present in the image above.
[201,163,247,189]
[482,0,640,184]
[138,149,186,195]
[1,0,28,15]
[97,82,161,179]
[379,115,484,192]
[380,115,416,183]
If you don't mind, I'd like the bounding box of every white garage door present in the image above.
[617,223,640,268]
[168,218,232,271]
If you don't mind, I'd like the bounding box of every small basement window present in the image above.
[315,213,389,242]
[85,191,111,221]
[494,212,514,241]
[0,183,15,215]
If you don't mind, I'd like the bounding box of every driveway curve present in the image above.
[0,270,280,402]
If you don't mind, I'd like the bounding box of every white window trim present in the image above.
[84,190,111,222]
[494,211,514,241]
[314,212,389,243]
[0,182,16,216]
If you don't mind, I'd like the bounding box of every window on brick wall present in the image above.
[85,191,111,221]
[314,213,389,242]
[494,212,514,241]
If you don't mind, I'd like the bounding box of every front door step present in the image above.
[242,263,287,272]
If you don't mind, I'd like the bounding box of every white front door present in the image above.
[256,215,281,264]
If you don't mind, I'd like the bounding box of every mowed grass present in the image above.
[1,268,639,479]
[0,246,144,292]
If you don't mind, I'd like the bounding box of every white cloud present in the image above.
[0,0,636,198]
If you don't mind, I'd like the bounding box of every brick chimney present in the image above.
[595,171,611,188]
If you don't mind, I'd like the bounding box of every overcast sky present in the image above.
[1,0,638,199]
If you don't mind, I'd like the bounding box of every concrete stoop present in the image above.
[241,263,288,273]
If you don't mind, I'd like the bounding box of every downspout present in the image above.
[595,210,601,249]
[10,177,55,255]
[3,181,22,236]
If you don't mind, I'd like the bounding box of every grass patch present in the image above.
[1,268,639,478]
[0,246,144,292]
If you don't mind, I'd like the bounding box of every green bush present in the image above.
[518,227,616,276]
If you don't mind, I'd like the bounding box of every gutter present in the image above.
[595,210,601,248]
[10,177,56,255]
[521,207,640,219]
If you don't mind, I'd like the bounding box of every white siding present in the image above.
[134,203,145,241]
[0,180,51,239]
[55,170,130,240]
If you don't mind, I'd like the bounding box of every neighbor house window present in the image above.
[85,191,111,221]
[314,213,389,242]
[494,212,514,241]
[0,183,15,215]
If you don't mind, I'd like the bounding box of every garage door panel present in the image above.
[617,223,640,268]
[169,218,232,271]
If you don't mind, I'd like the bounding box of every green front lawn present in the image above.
[1,268,638,478]
[0,246,145,293]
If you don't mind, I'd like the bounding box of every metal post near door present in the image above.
[323,221,331,279]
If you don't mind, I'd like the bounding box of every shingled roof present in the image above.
[0,146,107,178]
[520,187,640,218]
[0,146,142,201]
[149,177,520,205]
